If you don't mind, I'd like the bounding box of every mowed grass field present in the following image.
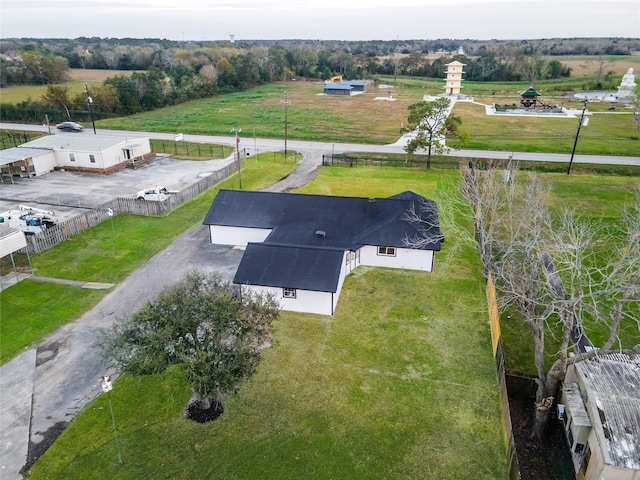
[25,166,509,479]
[97,81,423,144]
[95,79,640,155]
[0,69,133,104]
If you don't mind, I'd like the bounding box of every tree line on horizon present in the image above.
[1,36,637,123]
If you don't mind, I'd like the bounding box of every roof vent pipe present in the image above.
[367,198,377,218]
[315,230,326,238]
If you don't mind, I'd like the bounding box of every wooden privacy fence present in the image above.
[24,162,237,253]
[486,271,521,480]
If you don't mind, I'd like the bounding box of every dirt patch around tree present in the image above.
[510,397,576,480]
[182,398,224,423]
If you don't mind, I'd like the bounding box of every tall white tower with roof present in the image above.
[444,60,466,95]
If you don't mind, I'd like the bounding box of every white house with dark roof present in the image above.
[203,190,444,315]
[560,353,640,479]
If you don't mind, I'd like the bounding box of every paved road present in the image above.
[0,147,322,479]
[2,122,640,166]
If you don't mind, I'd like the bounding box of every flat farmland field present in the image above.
[0,69,134,104]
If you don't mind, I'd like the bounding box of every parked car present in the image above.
[136,186,169,201]
[55,121,84,132]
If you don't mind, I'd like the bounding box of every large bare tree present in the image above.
[403,165,640,440]
[463,167,640,439]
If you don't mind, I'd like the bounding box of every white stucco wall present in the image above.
[359,245,434,272]
[54,145,115,170]
[242,284,334,316]
[208,225,272,246]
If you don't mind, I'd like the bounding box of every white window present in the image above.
[377,246,396,256]
[69,153,75,162]
[89,154,96,163]
[283,288,296,299]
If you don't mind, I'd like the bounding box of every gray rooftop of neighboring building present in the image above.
[19,134,146,152]
[577,353,640,470]
[0,147,50,167]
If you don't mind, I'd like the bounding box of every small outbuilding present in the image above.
[323,80,367,96]
[0,225,32,288]
[561,353,640,479]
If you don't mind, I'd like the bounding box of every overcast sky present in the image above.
[1,0,639,41]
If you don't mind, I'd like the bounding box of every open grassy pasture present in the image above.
[543,55,640,77]
[26,167,508,479]
[0,68,133,104]
[97,81,424,144]
[95,78,638,155]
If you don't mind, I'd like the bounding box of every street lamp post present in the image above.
[85,83,96,134]
[100,375,123,464]
[567,100,588,175]
[231,128,242,189]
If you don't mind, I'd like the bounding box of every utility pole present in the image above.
[85,83,96,134]
[567,100,588,175]
[281,91,290,155]
[231,128,242,189]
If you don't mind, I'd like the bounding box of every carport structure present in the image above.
[0,225,32,289]
[0,147,45,182]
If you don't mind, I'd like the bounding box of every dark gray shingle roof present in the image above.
[234,243,344,292]
[205,190,443,291]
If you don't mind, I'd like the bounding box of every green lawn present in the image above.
[453,101,640,156]
[25,167,508,479]
[0,153,298,364]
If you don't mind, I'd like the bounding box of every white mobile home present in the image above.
[1,135,152,177]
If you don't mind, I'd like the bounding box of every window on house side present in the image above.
[377,246,396,256]
[89,154,96,163]
[69,153,75,162]
[283,288,296,299]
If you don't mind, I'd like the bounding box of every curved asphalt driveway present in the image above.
[0,149,322,479]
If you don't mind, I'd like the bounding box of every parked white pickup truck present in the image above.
[136,186,169,201]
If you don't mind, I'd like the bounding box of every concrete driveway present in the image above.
[0,149,322,479]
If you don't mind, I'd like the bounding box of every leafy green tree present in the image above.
[402,97,468,168]
[41,85,71,110]
[102,271,279,421]
[545,60,571,79]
